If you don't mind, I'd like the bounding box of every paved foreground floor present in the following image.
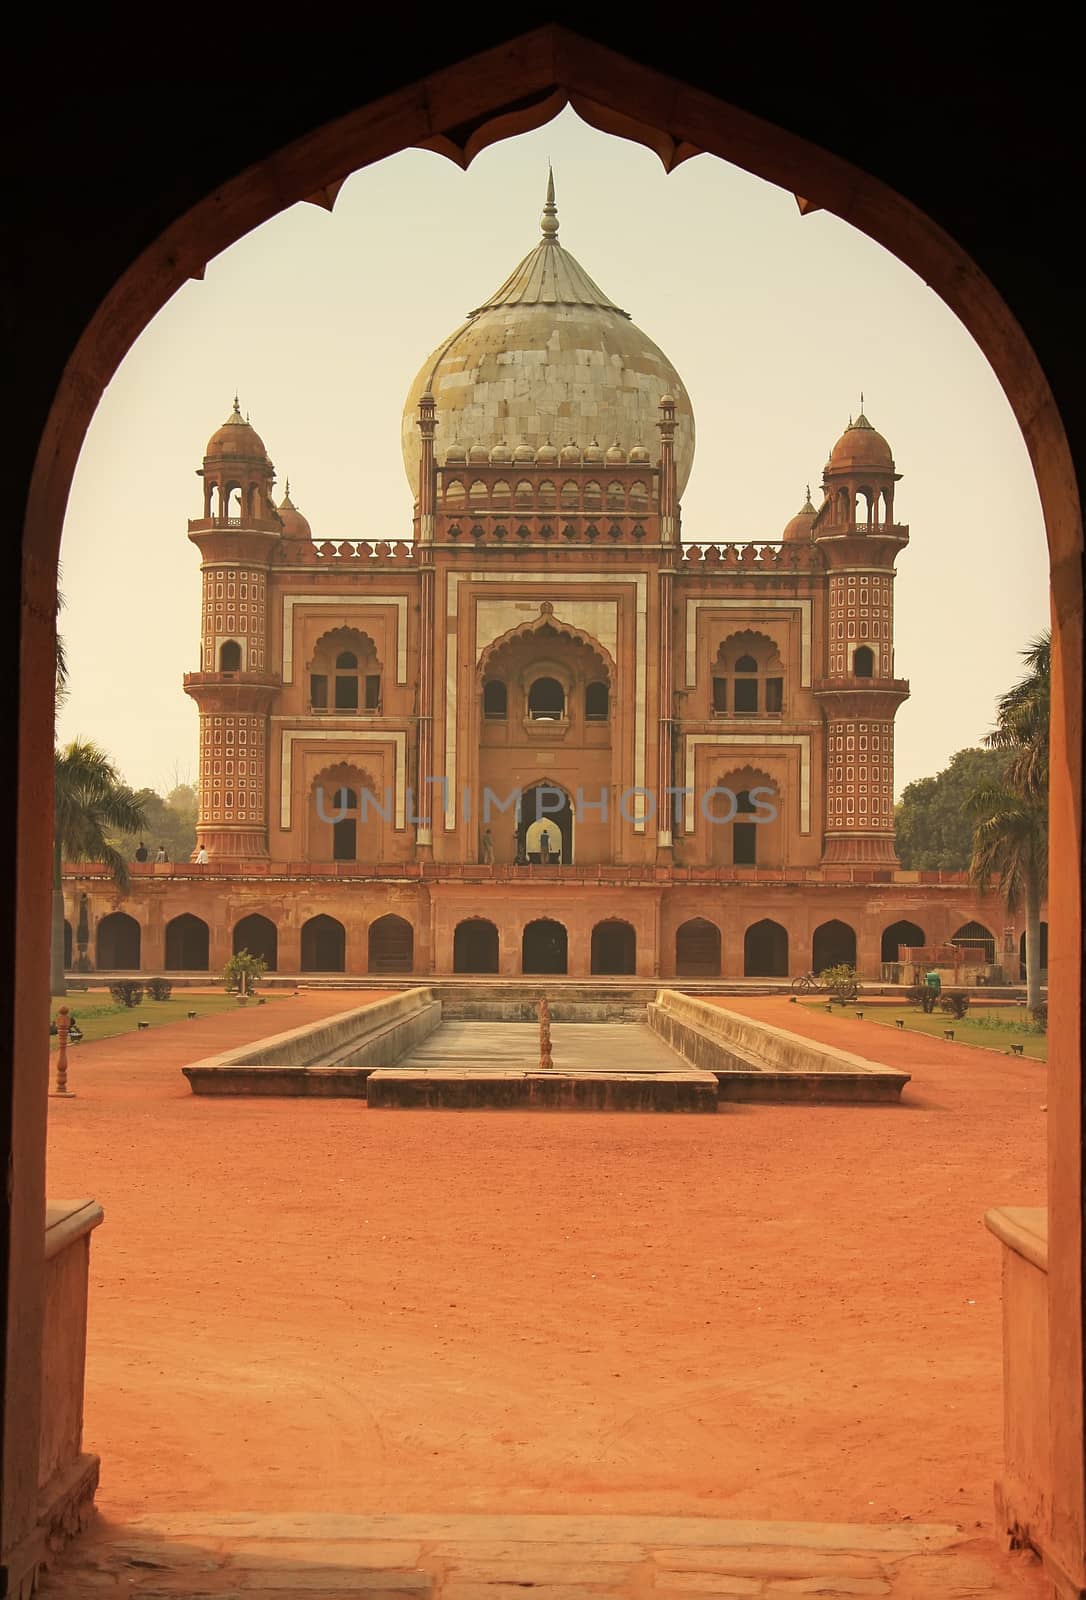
[46,992,1046,1557]
[41,1510,1048,1598]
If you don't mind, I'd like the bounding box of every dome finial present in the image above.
[541,165,559,239]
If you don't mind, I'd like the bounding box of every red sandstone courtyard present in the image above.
[46,991,1046,1536]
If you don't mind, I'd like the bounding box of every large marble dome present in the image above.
[402,176,695,495]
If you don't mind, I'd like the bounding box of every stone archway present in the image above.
[590,919,636,975]
[522,919,568,975]
[7,31,1085,1599]
[454,919,499,974]
[164,914,210,971]
[95,912,141,971]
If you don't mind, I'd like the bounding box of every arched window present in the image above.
[717,634,784,715]
[469,479,488,508]
[445,479,465,508]
[483,679,507,719]
[560,480,579,510]
[585,681,609,721]
[734,654,759,712]
[515,480,533,510]
[492,480,511,509]
[219,639,242,672]
[733,789,757,864]
[853,645,874,678]
[584,480,602,512]
[528,677,565,719]
[629,480,649,514]
[606,481,625,513]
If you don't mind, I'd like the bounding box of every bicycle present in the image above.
[790,971,823,994]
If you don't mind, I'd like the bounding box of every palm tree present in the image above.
[967,787,1047,1009]
[968,631,1050,1007]
[984,630,1050,801]
[51,740,146,997]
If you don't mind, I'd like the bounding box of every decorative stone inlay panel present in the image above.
[199,713,266,827]
[824,718,896,831]
[202,567,267,670]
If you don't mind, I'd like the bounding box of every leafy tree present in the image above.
[895,747,1010,869]
[52,740,146,996]
[116,783,198,863]
[967,631,1050,1009]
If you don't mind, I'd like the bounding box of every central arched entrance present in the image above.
[522,918,568,974]
[518,783,573,865]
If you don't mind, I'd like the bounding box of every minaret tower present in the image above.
[813,411,910,864]
[183,400,281,859]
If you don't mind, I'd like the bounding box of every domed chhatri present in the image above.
[828,410,894,473]
[205,396,270,462]
[402,173,695,495]
[782,486,818,542]
[277,480,312,540]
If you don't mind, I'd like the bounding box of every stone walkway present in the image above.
[40,1512,1047,1598]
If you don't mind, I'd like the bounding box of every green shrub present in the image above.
[819,963,858,1003]
[222,949,267,995]
[939,992,971,1020]
[109,981,144,1008]
[146,977,173,1001]
[908,982,940,1014]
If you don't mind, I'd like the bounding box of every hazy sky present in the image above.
[58,107,1049,798]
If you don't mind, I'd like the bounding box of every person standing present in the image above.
[134,841,148,862]
[154,844,169,863]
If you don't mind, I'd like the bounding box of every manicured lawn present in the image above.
[854,1003,1047,1061]
[49,991,280,1046]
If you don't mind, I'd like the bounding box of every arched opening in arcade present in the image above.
[63,921,72,971]
[522,918,568,975]
[368,914,413,974]
[744,918,788,978]
[453,918,499,974]
[951,920,997,965]
[233,914,278,972]
[812,919,857,972]
[1019,921,1049,979]
[675,917,722,977]
[22,36,1077,1594]
[881,920,925,964]
[590,919,636,975]
[300,914,346,973]
[95,912,141,971]
[164,913,210,971]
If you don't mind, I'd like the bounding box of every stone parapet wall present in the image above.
[648,991,909,1101]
